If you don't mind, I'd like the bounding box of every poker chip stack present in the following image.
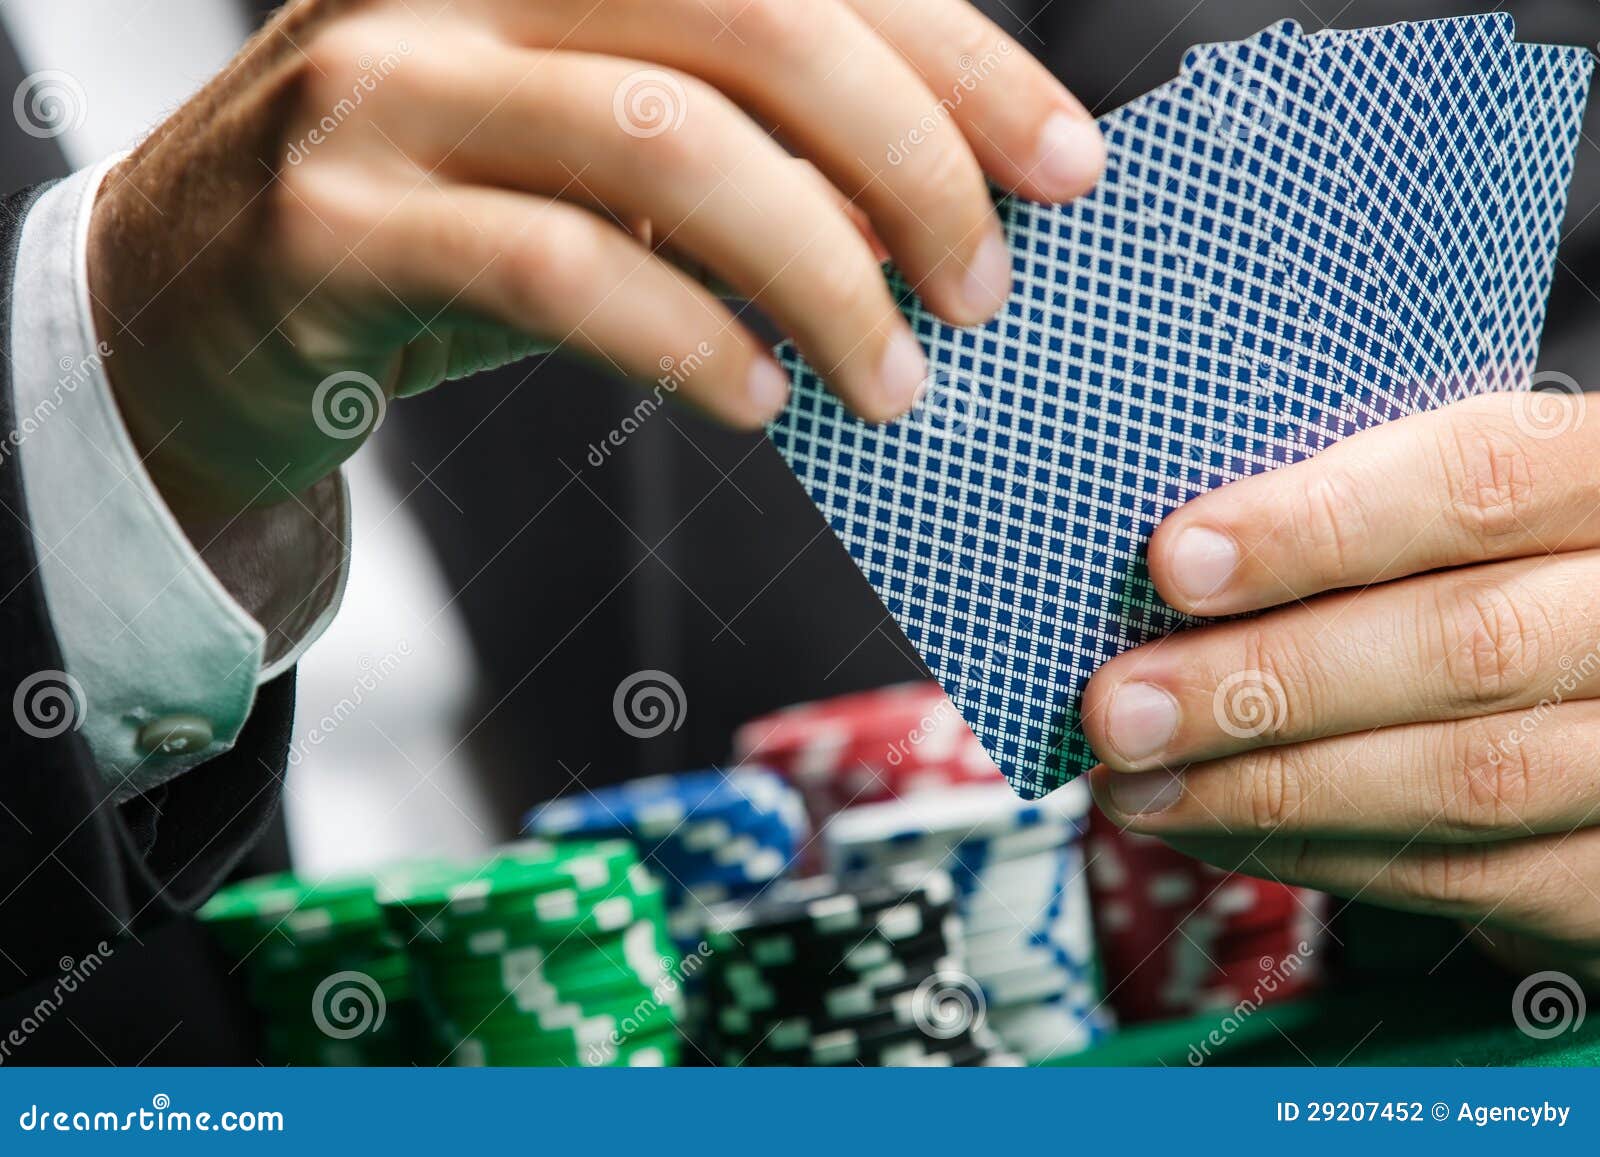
[732,682,1004,838]
[377,840,685,1067]
[522,768,809,953]
[824,780,1111,1060]
[199,873,427,1066]
[1086,811,1328,1023]
[702,862,1021,1066]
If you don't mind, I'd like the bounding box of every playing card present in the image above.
[765,16,1592,799]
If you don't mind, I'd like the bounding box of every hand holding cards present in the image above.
[766,16,1593,800]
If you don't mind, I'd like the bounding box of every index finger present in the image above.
[846,0,1106,202]
[1148,391,1600,618]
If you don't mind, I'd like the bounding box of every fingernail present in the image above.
[1105,682,1179,763]
[747,358,789,415]
[1110,768,1184,815]
[878,331,927,414]
[1169,527,1239,604]
[962,234,1013,317]
[1033,111,1106,198]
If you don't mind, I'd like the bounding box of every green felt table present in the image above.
[1058,906,1600,1067]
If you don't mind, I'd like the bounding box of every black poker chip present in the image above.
[701,862,1014,1066]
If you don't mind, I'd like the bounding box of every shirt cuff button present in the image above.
[136,715,214,755]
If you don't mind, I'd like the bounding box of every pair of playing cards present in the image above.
[766,16,1594,800]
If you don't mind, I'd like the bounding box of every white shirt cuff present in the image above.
[8,157,350,800]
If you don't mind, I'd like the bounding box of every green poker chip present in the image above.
[409,917,672,993]
[449,1025,681,1068]
[429,984,679,1045]
[200,873,388,957]
[248,950,415,1013]
[377,841,638,923]
[207,839,686,1067]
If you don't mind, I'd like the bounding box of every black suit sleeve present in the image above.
[0,183,295,998]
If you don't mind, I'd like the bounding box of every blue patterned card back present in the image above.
[766,17,1592,799]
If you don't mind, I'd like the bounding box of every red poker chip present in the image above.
[732,683,951,762]
[733,683,1004,841]
[1086,809,1327,1023]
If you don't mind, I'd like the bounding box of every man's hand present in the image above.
[1083,390,1600,984]
[86,0,1104,519]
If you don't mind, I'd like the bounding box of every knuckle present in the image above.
[716,0,831,63]
[1232,747,1305,831]
[1440,416,1543,551]
[805,248,886,327]
[503,216,606,317]
[1433,579,1548,708]
[946,20,1012,77]
[625,73,722,172]
[907,135,985,227]
[1392,845,1496,910]
[1226,626,1318,742]
[1441,718,1539,836]
[1286,466,1369,582]
[298,22,386,104]
[269,162,373,284]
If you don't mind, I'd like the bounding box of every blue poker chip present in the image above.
[526,768,801,841]
[523,769,807,941]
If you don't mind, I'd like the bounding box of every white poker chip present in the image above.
[823,783,1087,852]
